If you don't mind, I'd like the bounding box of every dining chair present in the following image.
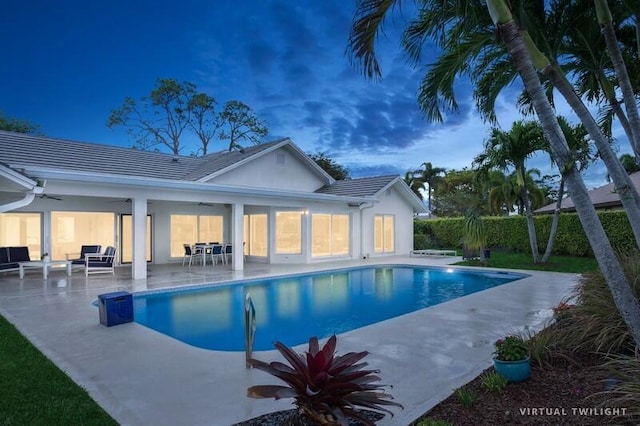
[182,244,195,266]
[193,243,206,265]
[210,244,224,265]
[224,244,233,264]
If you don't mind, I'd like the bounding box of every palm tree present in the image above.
[417,162,445,213]
[390,0,640,248]
[348,0,640,349]
[474,120,546,262]
[619,153,640,175]
[403,171,424,200]
[541,116,593,263]
[486,170,518,215]
[561,1,636,150]
[594,0,640,156]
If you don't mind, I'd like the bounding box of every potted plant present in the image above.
[41,252,50,262]
[463,210,487,261]
[492,335,530,382]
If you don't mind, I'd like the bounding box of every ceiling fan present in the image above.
[39,194,63,201]
[108,198,152,204]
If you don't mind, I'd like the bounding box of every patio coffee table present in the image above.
[18,260,73,279]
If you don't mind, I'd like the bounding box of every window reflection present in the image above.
[244,214,268,257]
[170,214,223,257]
[374,214,395,253]
[312,214,349,257]
[0,213,42,258]
[275,211,302,254]
[51,212,114,260]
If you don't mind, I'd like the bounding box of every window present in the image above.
[312,214,349,257]
[51,212,115,260]
[0,213,42,258]
[243,214,268,257]
[170,215,223,258]
[374,215,395,253]
[275,211,302,254]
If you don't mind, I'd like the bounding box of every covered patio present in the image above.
[1,132,426,282]
[0,256,577,426]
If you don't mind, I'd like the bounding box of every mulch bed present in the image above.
[234,409,383,426]
[235,354,636,425]
[411,354,635,425]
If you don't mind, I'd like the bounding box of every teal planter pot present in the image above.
[493,357,530,382]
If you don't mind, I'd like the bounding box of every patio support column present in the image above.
[132,197,147,279]
[231,202,244,271]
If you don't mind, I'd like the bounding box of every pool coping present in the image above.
[0,258,577,426]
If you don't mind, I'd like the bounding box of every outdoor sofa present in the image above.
[0,246,31,274]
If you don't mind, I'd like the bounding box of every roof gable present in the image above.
[316,175,427,212]
[0,131,332,186]
[189,138,334,185]
[315,175,399,197]
[182,139,287,181]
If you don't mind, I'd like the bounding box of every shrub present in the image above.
[481,371,508,393]
[552,301,575,323]
[247,335,403,426]
[454,386,477,408]
[550,251,640,355]
[414,233,432,250]
[596,353,640,419]
[416,210,635,257]
[526,326,575,368]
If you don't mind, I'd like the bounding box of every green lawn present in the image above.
[454,250,599,273]
[0,315,117,426]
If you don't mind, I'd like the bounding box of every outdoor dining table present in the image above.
[193,243,227,266]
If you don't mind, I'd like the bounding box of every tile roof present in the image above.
[535,171,640,213]
[0,130,286,181]
[182,139,289,180]
[315,175,399,197]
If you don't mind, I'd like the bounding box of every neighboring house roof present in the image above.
[535,171,640,213]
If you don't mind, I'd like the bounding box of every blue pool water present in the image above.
[133,265,527,351]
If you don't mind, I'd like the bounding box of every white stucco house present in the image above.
[0,130,426,279]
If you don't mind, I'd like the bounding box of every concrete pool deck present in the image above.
[0,256,578,425]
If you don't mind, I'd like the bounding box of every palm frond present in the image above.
[348,0,402,80]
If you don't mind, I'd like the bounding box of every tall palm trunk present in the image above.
[598,75,636,157]
[595,0,640,156]
[517,170,539,262]
[542,66,640,249]
[541,178,564,263]
[487,0,640,348]
[521,30,640,249]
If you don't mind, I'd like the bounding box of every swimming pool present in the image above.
[133,265,527,351]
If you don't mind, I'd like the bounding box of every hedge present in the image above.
[415,210,635,256]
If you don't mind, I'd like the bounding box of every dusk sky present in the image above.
[1,1,629,188]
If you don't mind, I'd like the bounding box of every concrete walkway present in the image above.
[0,256,578,425]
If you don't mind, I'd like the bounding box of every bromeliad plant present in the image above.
[247,335,403,426]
